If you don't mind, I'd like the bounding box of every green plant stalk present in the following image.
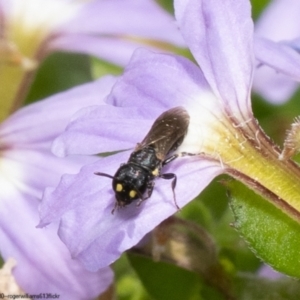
[205,115,300,221]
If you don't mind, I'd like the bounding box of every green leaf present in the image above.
[234,274,300,300]
[226,179,300,278]
[155,0,174,14]
[91,57,123,79]
[251,0,270,20]
[181,176,229,230]
[128,216,235,300]
[128,253,207,300]
[25,52,92,104]
[113,254,151,300]
[181,177,261,274]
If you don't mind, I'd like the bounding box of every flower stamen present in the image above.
[0,39,37,70]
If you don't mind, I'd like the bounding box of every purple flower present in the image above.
[253,0,300,103]
[0,0,185,122]
[0,77,116,297]
[39,0,300,272]
[1,0,184,66]
[51,0,185,66]
[258,264,282,280]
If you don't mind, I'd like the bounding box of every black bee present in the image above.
[95,106,191,214]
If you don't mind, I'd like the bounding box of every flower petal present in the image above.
[255,0,300,41]
[252,67,298,103]
[253,37,300,103]
[0,76,116,149]
[39,152,222,271]
[107,48,212,109]
[39,153,130,226]
[52,105,156,157]
[174,0,254,116]
[0,179,113,297]
[52,49,215,157]
[52,0,185,66]
[50,34,178,67]
[252,0,300,103]
[1,148,97,199]
[0,74,113,295]
[59,0,185,45]
[255,37,300,82]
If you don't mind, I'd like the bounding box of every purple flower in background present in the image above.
[0,0,185,121]
[253,0,300,103]
[258,264,282,280]
[0,77,116,297]
[1,0,184,66]
[39,0,300,273]
[51,0,186,66]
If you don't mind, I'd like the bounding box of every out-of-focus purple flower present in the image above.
[51,0,186,66]
[39,0,300,273]
[0,0,185,121]
[258,264,282,280]
[0,77,116,298]
[253,0,300,103]
[0,0,184,67]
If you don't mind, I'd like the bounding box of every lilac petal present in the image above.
[39,151,222,270]
[252,0,300,103]
[107,48,212,109]
[1,148,97,198]
[39,152,132,224]
[52,105,158,157]
[0,185,113,297]
[0,146,105,295]
[53,49,214,157]
[50,34,175,67]
[252,67,298,103]
[255,0,300,42]
[0,76,116,149]
[59,0,185,46]
[255,37,300,82]
[51,0,185,66]
[0,0,9,13]
[174,0,254,115]
[106,49,222,156]
[253,37,300,103]
[258,264,282,280]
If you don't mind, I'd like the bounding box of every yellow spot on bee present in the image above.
[116,183,123,192]
[152,168,159,176]
[129,190,137,198]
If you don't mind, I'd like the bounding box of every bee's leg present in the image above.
[160,173,180,210]
[160,152,200,210]
[162,154,178,166]
[136,181,155,207]
[111,201,119,215]
[179,152,200,157]
[162,152,199,166]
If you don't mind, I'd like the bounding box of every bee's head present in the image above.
[95,163,149,213]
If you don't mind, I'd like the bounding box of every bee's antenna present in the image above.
[94,172,114,179]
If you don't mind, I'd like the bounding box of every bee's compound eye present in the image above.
[115,183,123,192]
[129,190,137,198]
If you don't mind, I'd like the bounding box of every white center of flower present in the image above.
[4,0,83,57]
[0,153,39,198]
[177,90,225,155]
[9,0,82,36]
[0,258,23,294]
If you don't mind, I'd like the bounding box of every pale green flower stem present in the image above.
[0,59,37,121]
[210,115,300,221]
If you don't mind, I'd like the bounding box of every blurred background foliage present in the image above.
[23,0,300,299]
